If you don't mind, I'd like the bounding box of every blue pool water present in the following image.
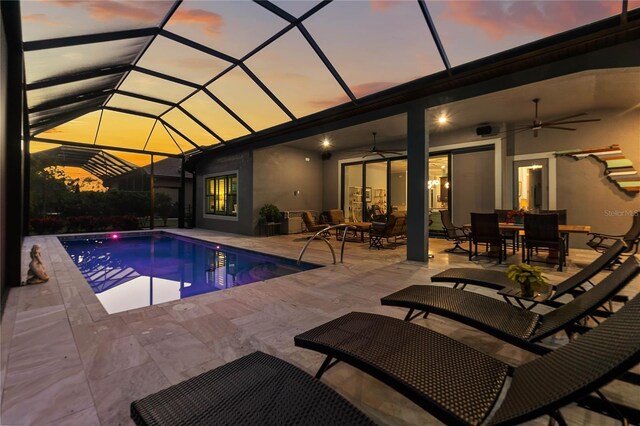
[60,233,318,314]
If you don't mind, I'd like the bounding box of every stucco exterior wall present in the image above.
[253,145,323,233]
[195,150,254,235]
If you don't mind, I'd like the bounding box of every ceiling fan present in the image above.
[348,132,403,158]
[514,98,601,137]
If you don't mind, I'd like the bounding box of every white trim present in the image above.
[202,170,239,221]
[513,152,557,210]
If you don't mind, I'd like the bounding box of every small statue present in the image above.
[24,244,49,285]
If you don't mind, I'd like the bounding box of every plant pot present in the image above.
[520,282,535,298]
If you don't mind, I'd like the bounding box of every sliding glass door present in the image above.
[343,163,363,222]
[341,154,449,230]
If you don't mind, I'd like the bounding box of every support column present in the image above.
[178,156,185,228]
[150,154,155,230]
[406,103,429,262]
[22,89,30,235]
[2,0,25,308]
[191,171,197,228]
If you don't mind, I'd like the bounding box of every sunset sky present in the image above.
[22,0,638,169]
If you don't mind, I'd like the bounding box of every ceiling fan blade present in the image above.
[533,129,539,138]
[496,125,530,135]
[544,112,587,124]
[544,118,601,125]
[544,126,576,131]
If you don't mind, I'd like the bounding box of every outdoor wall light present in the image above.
[437,114,448,125]
[322,139,330,148]
[293,190,300,196]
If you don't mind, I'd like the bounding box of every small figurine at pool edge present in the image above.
[24,244,49,285]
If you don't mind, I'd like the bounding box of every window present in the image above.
[205,173,237,216]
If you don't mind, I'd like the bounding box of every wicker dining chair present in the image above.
[523,213,566,271]
[469,213,507,263]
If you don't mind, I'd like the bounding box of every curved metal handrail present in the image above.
[297,224,359,265]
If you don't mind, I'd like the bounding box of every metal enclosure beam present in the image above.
[179,156,185,228]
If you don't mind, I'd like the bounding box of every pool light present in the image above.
[111,234,119,240]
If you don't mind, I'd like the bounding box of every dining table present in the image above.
[462,222,591,260]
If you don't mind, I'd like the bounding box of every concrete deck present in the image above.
[1,228,638,425]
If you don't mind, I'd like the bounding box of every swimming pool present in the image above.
[60,232,319,314]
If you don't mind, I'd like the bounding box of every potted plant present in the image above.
[258,204,281,223]
[506,208,526,224]
[507,263,549,298]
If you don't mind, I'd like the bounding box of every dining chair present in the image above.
[494,209,518,253]
[541,209,569,254]
[469,213,506,263]
[523,213,566,271]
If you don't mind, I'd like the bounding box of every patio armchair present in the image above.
[326,209,345,226]
[368,204,386,222]
[440,210,470,253]
[326,209,348,238]
[296,287,640,425]
[469,212,507,263]
[131,351,374,426]
[301,211,330,238]
[369,211,406,249]
[587,211,640,257]
[522,213,566,271]
[381,255,638,355]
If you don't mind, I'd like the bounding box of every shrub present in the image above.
[70,216,103,232]
[258,204,281,223]
[111,215,140,231]
[30,217,65,235]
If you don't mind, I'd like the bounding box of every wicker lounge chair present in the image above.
[430,240,627,309]
[131,351,374,426]
[587,211,640,257]
[295,292,640,425]
[380,255,639,355]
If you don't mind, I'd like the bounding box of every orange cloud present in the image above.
[23,13,62,26]
[441,1,622,40]
[47,1,161,22]
[172,8,224,36]
[369,0,401,12]
[309,81,397,109]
